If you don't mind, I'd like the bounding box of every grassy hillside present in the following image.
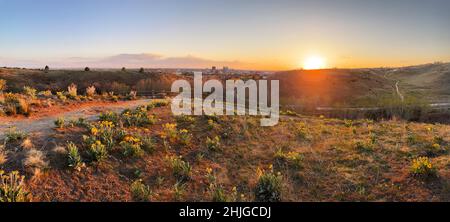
[1,104,449,201]
[0,68,180,94]
[387,63,450,102]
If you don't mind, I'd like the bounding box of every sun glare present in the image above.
[303,56,326,70]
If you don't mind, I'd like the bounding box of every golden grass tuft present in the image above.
[20,138,34,150]
[0,151,7,165]
[52,145,67,155]
[22,149,49,175]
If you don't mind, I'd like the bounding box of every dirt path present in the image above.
[395,81,404,102]
[0,99,152,139]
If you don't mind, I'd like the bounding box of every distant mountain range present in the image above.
[0,53,246,69]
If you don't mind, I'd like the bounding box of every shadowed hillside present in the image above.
[0,68,180,94]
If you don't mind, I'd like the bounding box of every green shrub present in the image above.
[295,123,312,141]
[96,121,115,149]
[23,86,37,99]
[211,185,228,202]
[0,170,31,202]
[131,179,152,201]
[167,155,191,181]
[99,111,119,125]
[141,136,155,153]
[178,129,191,146]
[67,83,78,99]
[206,136,221,151]
[54,117,65,129]
[38,90,53,97]
[274,148,303,169]
[353,139,374,153]
[423,142,446,157]
[4,127,27,142]
[121,141,143,157]
[121,106,155,127]
[67,142,82,170]
[147,100,169,109]
[173,182,186,201]
[175,115,196,126]
[1,93,30,116]
[254,168,282,202]
[88,141,108,162]
[410,157,436,178]
[56,91,67,101]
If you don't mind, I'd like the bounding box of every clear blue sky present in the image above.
[1,0,449,69]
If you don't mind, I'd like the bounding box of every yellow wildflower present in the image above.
[90,127,99,136]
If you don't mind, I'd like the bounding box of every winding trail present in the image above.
[395,81,404,102]
[0,99,151,139]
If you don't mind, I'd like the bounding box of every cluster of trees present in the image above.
[43,66,145,73]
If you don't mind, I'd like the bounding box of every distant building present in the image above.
[223,66,229,73]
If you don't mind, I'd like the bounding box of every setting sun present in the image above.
[303,56,326,70]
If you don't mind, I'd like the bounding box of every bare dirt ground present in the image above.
[0,99,151,139]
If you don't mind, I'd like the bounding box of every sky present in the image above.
[1,0,450,70]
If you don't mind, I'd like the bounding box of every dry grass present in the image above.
[22,149,49,175]
[1,104,449,202]
[0,150,7,165]
[20,138,34,150]
[52,145,67,155]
